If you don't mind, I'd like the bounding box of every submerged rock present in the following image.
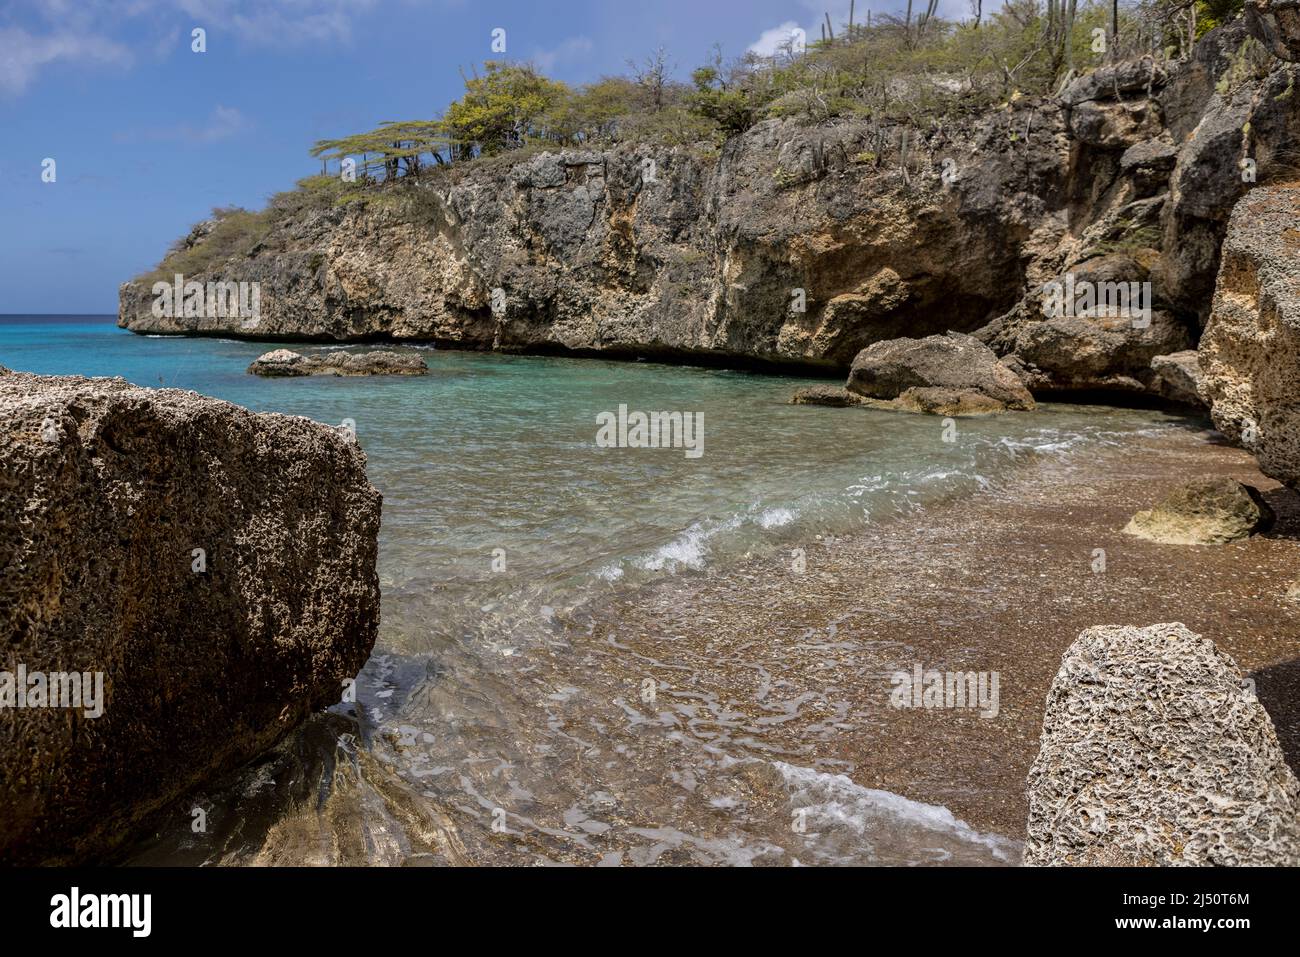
[0,367,381,864]
[248,349,429,377]
[1026,623,1300,866]
[1123,477,1275,543]
[790,385,863,407]
[1199,184,1300,489]
[846,332,1035,414]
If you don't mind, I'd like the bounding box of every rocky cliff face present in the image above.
[1200,182,1300,488]
[0,368,381,864]
[120,20,1300,399]
[120,108,1067,371]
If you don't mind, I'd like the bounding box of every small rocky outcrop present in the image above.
[0,367,381,864]
[1025,623,1300,866]
[1123,477,1275,543]
[790,384,863,407]
[978,254,1193,394]
[248,349,429,377]
[1199,184,1300,489]
[1150,349,1205,406]
[846,332,1035,414]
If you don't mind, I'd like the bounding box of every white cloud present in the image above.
[167,0,380,46]
[747,21,806,57]
[749,0,980,58]
[0,0,376,96]
[115,104,250,144]
[0,27,132,96]
[532,35,595,74]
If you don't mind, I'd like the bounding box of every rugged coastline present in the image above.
[118,18,1300,410]
[105,414,1300,865]
[6,7,1299,866]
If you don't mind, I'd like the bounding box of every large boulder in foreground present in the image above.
[1200,184,1300,489]
[1122,477,1275,544]
[0,368,381,864]
[846,332,1035,414]
[248,349,428,377]
[1026,623,1300,866]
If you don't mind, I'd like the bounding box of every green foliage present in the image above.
[141,0,1250,289]
[1215,35,1272,95]
[687,65,769,134]
[1085,222,1162,257]
[541,77,644,144]
[140,206,274,286]
[1196,0,1245,36]
[311,120,447,179]
[442,61,570,157]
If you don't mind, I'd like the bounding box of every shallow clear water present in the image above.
[1,316,1190,865]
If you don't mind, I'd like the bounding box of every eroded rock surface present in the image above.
[1200,183,1300,489]
[789,384,864,407]
[1247,0,1300,60]
[1150,349,1205,406]
[117,26,1300,405]
[1123,477,1275,543]
[846,332,1035,414]
[0,367,381,864]
[248,348,429,377]
[1025,623,1300,866]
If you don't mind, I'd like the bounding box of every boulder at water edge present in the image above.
[846,332,1036,415]
[0,367,381,864]
[1122,477,1275,544]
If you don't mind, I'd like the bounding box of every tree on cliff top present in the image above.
[310,120,447,180]
[306,0,1249,182]
[442,61,570,158]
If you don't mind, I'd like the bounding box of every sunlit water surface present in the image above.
[2,316,1190,865]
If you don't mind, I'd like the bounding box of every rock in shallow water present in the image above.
[248,349,428,377]
[1025,623,1300,866]
[789,385,863,407]
[1122,476,1275,544]
[846,332,1035,414]
[0,367,381,864]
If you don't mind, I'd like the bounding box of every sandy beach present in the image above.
[580,416,1300,840]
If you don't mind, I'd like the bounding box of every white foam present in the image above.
[757,507,796,529]
[775,761,1021,865]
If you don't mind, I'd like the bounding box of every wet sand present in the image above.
[127,415,1300,865]
[583,418,1300,839]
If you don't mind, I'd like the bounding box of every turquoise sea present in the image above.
[0,315,1194,864]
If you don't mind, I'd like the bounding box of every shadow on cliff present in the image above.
[1253,657,1300,778]
[1261,486,1300,541]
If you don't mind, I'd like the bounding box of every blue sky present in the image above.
[0,0,950,314]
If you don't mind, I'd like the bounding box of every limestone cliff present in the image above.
[120,21,1300,398]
